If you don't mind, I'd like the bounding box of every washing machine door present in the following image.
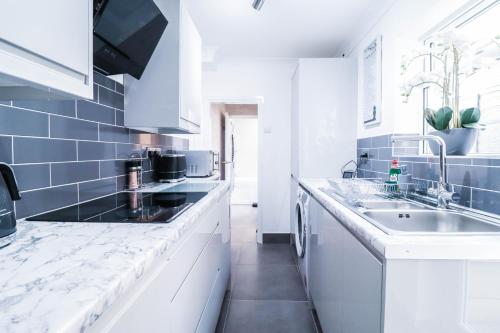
[294,199,307,258]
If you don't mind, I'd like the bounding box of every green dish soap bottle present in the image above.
[387,159,401,184]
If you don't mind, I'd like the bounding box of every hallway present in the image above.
[216,205,318,333]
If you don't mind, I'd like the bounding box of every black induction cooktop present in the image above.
[26,191,207,223]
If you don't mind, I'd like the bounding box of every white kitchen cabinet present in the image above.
[196,194,231,333]
[125,0,202,134]
[0,0,93,100]
[309,196,344,333]
[89,190,231,333]
[290,59,357,180]
[290,58,357,240]
[171,222,222,333]
[308,195,383,333]
[343,226,383,333]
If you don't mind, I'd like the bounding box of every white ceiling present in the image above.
[184,0,396,60]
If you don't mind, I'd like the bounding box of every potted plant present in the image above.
[401,30,500,155]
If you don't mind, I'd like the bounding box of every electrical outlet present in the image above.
[145,147,161,159]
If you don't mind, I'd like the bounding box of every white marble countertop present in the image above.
[299,178,500,260]
[0,179,229,333]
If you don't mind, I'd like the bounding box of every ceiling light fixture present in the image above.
[252,0,266,11]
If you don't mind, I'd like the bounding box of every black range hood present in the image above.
[93,0,168,80]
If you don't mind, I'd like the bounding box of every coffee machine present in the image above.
[0,163,21,244]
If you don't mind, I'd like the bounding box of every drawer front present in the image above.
[171,223,222,333]
[166,201,220,301]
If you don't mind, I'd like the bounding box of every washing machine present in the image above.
[293,186,310,296]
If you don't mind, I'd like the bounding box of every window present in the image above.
[424,0,500,154]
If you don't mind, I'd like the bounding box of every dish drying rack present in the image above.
[325,178,415,203]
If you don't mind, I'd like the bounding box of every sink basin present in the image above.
[363,210,500,234]
[357,200,427,210]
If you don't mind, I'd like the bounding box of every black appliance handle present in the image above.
[0,163,21,201]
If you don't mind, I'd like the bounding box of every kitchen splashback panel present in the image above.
[357,134,500,216]
[0,71,188,219]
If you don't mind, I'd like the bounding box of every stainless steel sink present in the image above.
[363,210,500,234]
[357,200,427,210]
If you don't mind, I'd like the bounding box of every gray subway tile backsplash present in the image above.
[377,147,393,161]
[371,160,389,173]
[100,160,126,178]
[94,72,115,90]
[411,161,440,182]
[14,137,77,163]
[98,86,124,110]
[50,116,99,141]
[12,164,51,192]
[51,162,100,186]
[13,100,76,117]
[0,105,49,137]
[116,143,142,159]
[0,136,12,164]
[357,137,371,149]
[92,84,99,103]
[117,175,127,191]
[116,83,124,94]
[471,189,500,215]
[99,124,130,143]
[472,158,500,167]
[77,100,115,125]
[1,71,188,218]
[79,178,117,202]
[115,110,125,126]
[357,133,500,216]
[78,141,116,161]
[454,185,472,208]
[371,135,390,148]
[15,184,79,219]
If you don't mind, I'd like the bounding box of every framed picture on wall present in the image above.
[361,35,382,127]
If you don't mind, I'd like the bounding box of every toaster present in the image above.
[152,153,187,183]
[180,150,218,177]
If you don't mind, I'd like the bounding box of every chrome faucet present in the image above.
[391,135,459,209]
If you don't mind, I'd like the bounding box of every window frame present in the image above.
[419,0,500,156]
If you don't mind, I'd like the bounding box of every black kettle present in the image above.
[0,163,21,239]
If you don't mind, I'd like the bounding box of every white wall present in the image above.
[192,59,297,234]
[231,116,258,205]
[339,0,475,139]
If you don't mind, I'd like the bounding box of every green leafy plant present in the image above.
[424,106,482,130]
[424,107,453,130]
[460,107,482,128]
[401,29,500,131]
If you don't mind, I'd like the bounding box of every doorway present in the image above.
[210,102,259,241]
[229,111,258,205]
[210,105,316,333]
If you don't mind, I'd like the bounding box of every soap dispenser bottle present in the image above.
[388,159,401,184]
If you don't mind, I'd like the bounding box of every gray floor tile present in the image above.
[231,205,257,226]
[232,264,307,301]
[231,244,241,265]
[217,205,314,331]
[238,243,295,265]
[231,226,256,243]
[215,293,231,333]
[224,300,316,333]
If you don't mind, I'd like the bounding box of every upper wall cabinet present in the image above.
[0,0,93,100]
[124,0,202,134]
